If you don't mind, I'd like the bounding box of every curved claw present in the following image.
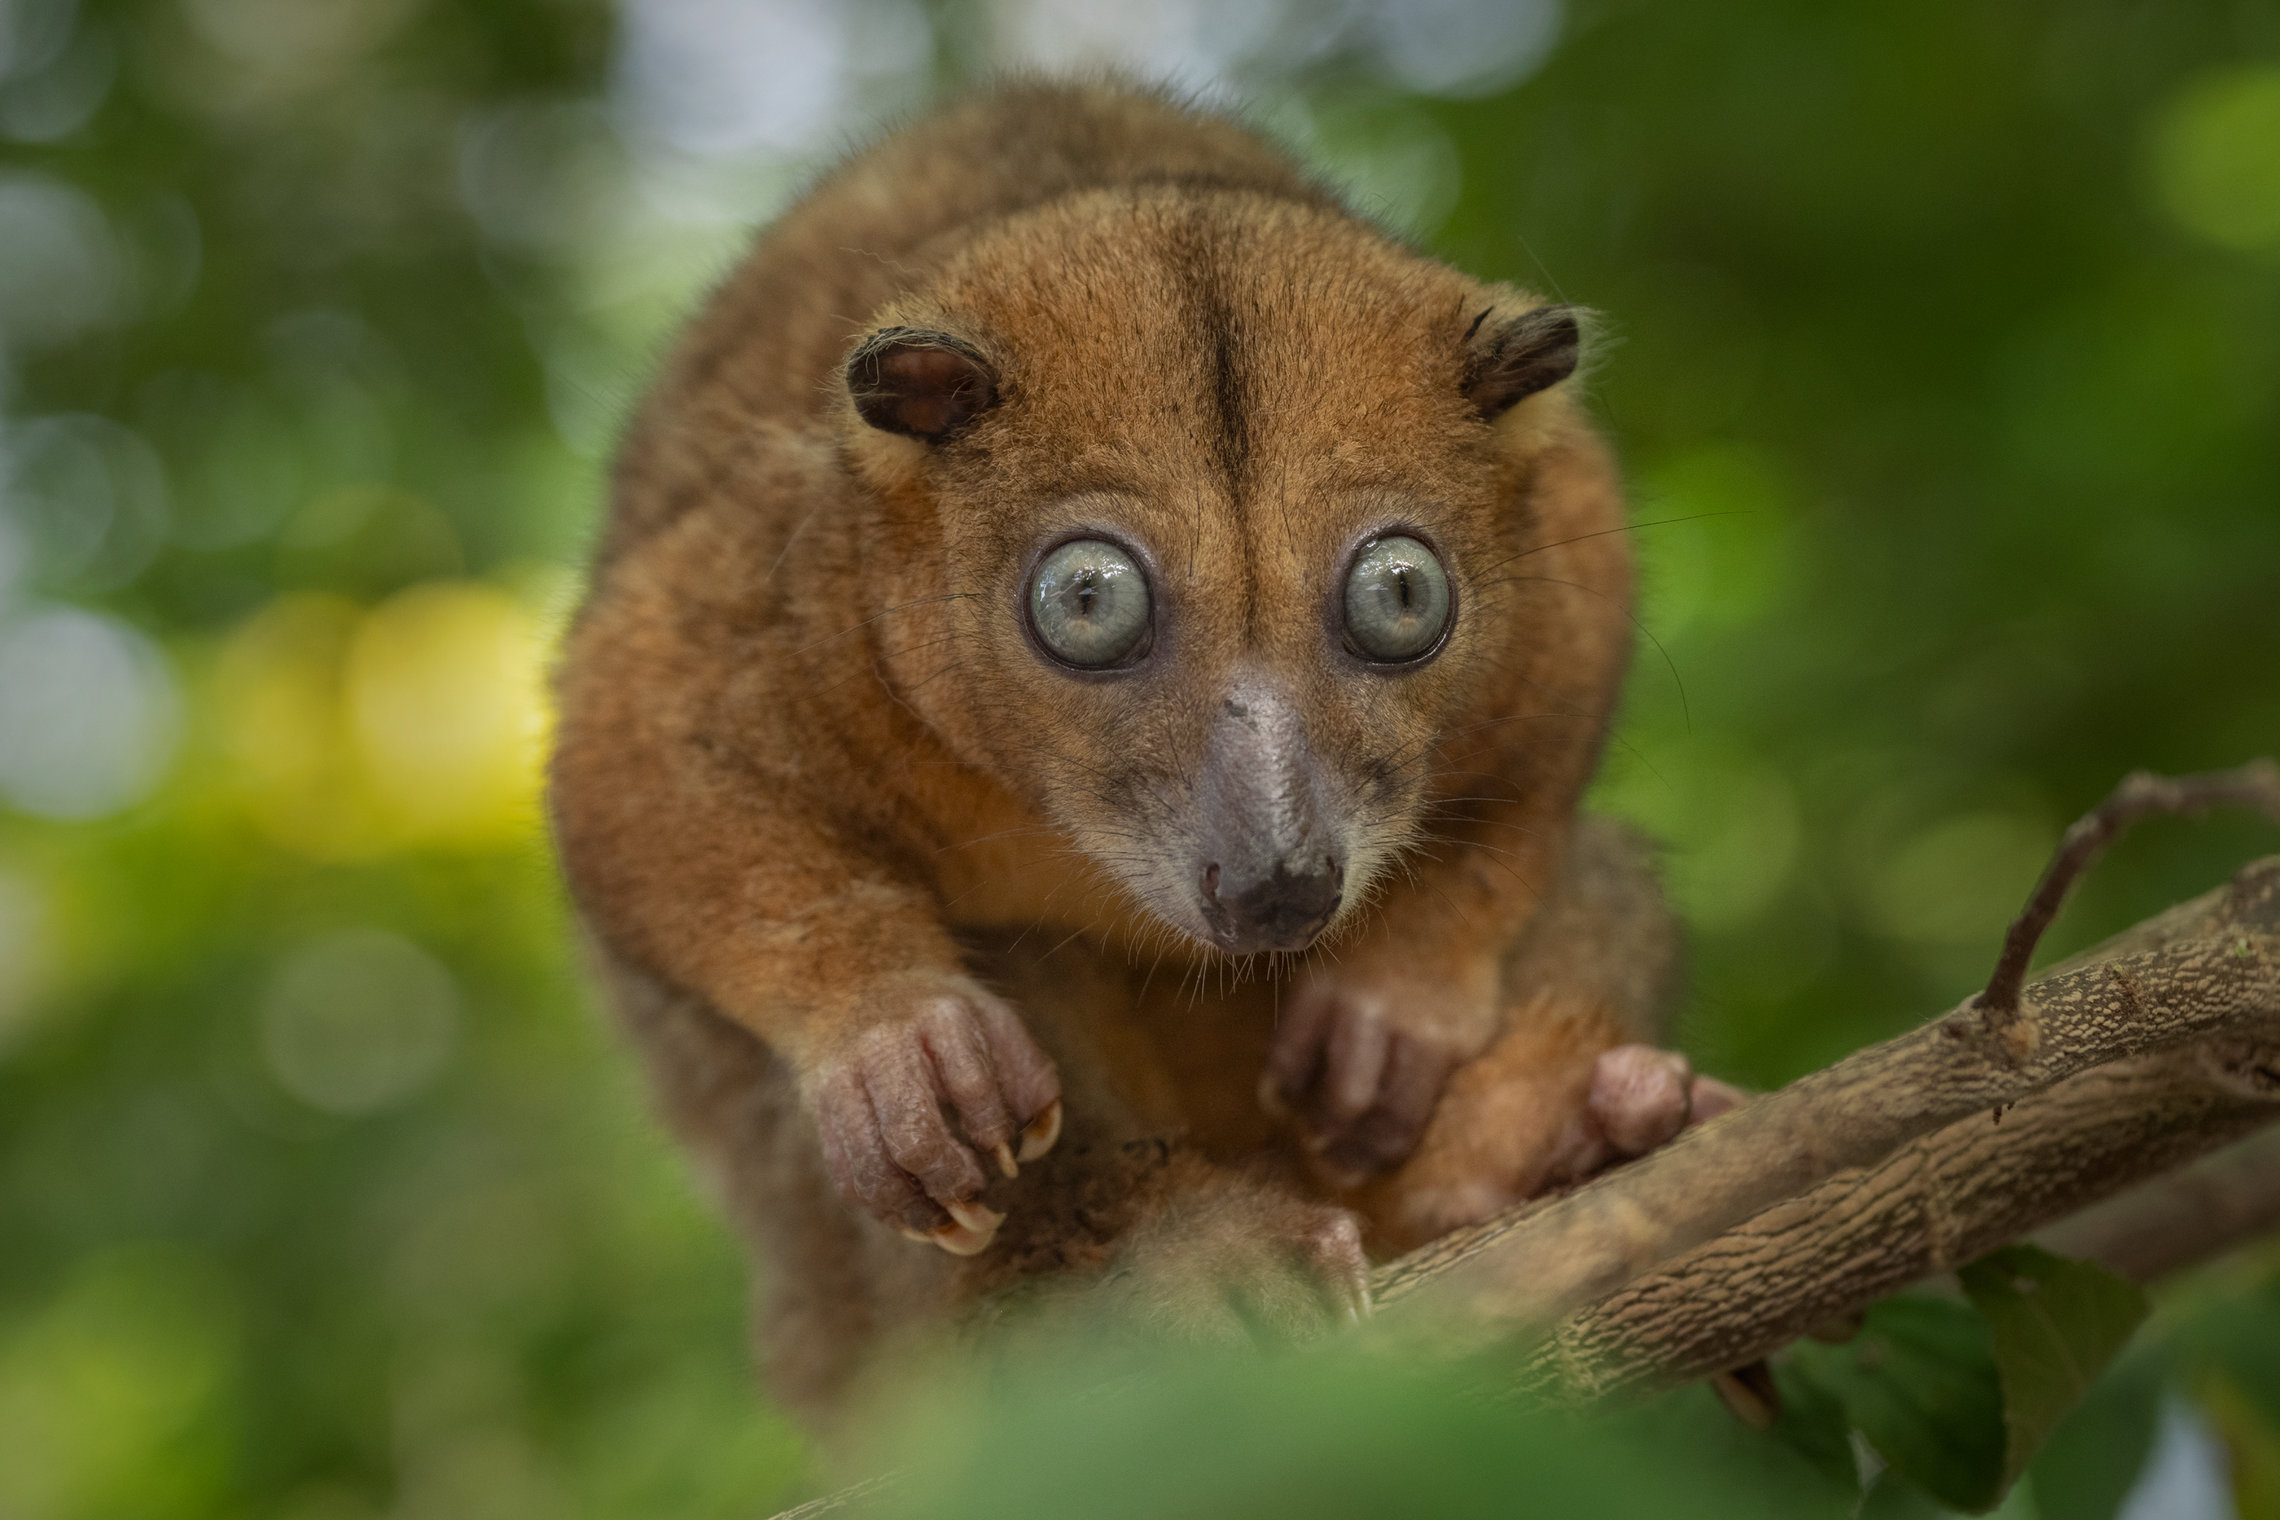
[810,988,1063,1254]
[1019,1097,1063,1162]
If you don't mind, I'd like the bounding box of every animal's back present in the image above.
[605,82,1330,559]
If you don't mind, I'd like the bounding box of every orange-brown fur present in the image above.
[550,80,1684,1420]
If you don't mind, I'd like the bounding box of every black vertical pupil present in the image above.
[1393,566,1415,611]
[1074,570,1097,616]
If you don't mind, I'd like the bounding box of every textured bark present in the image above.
[1535,1043,2280,1397]
[1371,857,2280,1346]
[2040,1121,2280,1284]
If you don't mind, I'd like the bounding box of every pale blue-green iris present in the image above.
[1029,539,1150,668]
[1344,535,1451,662]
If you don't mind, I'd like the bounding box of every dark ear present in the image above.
[846,327,998,442]
[1462,303,1582,420]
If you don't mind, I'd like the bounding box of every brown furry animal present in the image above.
[550,79,1729,1420]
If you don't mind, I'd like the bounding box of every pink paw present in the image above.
[1567,1043,1744,1176]
[809,988,1062,1255]
[1374,1044,1746,1249]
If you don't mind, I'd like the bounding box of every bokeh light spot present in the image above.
[213,591,376,857]
[2149,64,2280,251]
[0,1245,237,1517]
[347,581,550,847]
[260,927,460,1114]
[990,0,1282,86]
[456,100,634,255]
[0,605,180,819]
[1362,0,1562,98]
[2,412,172,591]
[616,0,930,157]
[214,581,550,856]
[178,0,421,90]
[0,171,122,350]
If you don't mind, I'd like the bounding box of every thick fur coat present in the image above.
[550,81,1703,1420]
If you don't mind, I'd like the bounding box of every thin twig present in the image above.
[1978,759,2280,1020]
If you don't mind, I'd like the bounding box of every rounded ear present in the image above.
[1461,303,1582,420]
[846,327,999,442]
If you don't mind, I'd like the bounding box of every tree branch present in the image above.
[1534,1040,2280,1397]
[2037,1120,2280,1284]
[1371,856,2280,1343]
[1372,762,2280,1387]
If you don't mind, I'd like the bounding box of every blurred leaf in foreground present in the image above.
[1960,1244,2151,1491]
[1785,1296,2006,1513]
[2028,1343,2166,1520]
[852,1336,1850,1520]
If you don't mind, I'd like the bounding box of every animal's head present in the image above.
[840,191,1620,958]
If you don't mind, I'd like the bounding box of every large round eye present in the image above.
[1343,535,1452,663]
[1028,538,1152,669]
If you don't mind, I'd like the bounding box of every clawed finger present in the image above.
[1266,995,1453,1182]
[1300,1208,1374,1325]
[814,1066,944,1235]
[970,996,1064,1152]
[863,1030,991,1207]
[1314,1035,1457,1183]
[919,1001,1016,1164]
[1019,1096,1062,1162]
[1260,992,1338,1120]
[1322,1006,1391,1125]
[813,996,1064,1256]
[1687,1074,1747,1125]
[899,1197,1006,1256]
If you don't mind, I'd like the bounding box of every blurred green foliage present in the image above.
[1,0,2276,1516]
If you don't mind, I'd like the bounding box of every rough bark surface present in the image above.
[2040,1120,2280,1283]
[1539,1045,2280,1396]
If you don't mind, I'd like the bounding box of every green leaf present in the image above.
[2180,1295,2280,1428]
[1786,1296,2007,1512]
[1769,1357,1862,1492]
[1959,1245,2151,1487]
[1858,1470,1954,1518]
[2026,1343,2167,1520]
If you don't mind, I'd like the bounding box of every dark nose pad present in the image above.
[1202,855,1344,953]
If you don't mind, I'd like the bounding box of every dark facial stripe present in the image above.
[1166,202,1259,641]
[1205,279,1248,487]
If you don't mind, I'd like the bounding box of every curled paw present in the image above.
[1381,1042,1746,1250]
[1565,1042,1745,1174]
[1260,982,1470,1186]
[809,987,1062,1255]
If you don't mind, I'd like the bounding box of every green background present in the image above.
[1,0,2276,1514]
